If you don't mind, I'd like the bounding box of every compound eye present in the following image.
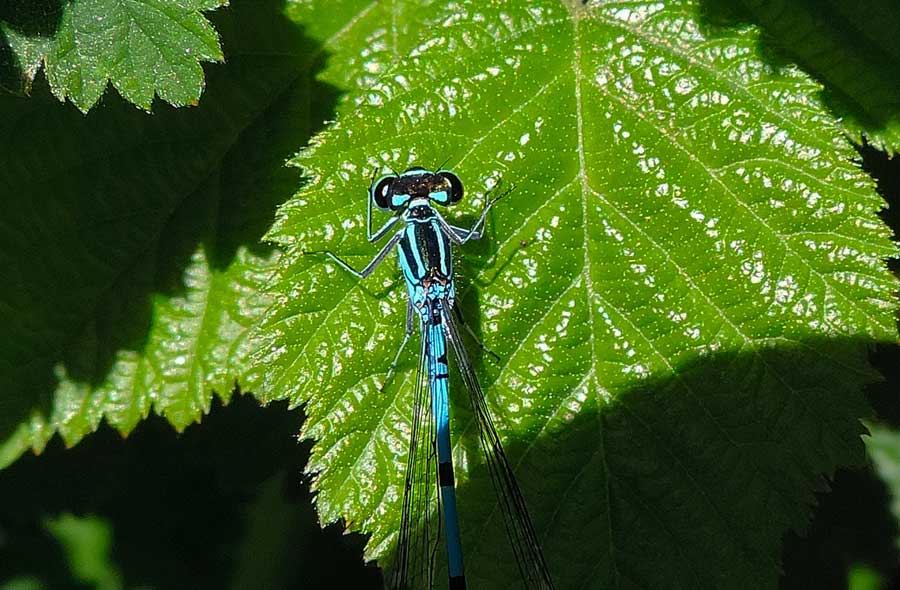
[438,171,464,204]
[371,175,397,210]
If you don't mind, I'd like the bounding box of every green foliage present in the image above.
[0,0,334,466]
[44,514,123,590]
[867,424,900,546]
[701,0,900,153]
[0,578,44,590]
[849,565,886,590]
[0,0,226,111]
[0,0,897,588]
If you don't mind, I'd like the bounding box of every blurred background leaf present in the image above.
[44,513,122,590]
[0,395,383,589]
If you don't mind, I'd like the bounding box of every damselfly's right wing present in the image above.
[441,302,555,590]
[392,328,442,590]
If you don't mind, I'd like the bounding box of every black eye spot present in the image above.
[438,171,463,204]
[371,175,397,210]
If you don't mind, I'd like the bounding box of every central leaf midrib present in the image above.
[571,8,624,587]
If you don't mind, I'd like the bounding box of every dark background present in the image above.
[777,144,900,590]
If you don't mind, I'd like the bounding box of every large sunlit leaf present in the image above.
[0,0,227,111]
[0,0,336,467]
[253,0,898,587]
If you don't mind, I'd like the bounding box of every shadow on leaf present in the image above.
[0,0,63,93]
[697,0,900,152]
[1,337,893,589]
[0,0,340,454]
[0,0,63,36]
[777,129,900,590]
[379,336,885,589]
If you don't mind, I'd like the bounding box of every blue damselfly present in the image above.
[307,167,554,589]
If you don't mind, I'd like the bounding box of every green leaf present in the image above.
[285,0,445,92]
[43,514,122,590]
[253,0,899,587]
[700,0,900,153]
[0,0,337,467]
[866,423,900,548]
[849,564,886,590]
[0,0,227,112]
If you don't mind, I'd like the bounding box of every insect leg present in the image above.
[453,304,500,362]
[437,183,515,245]
[369,210,402,242]
[382,300,417,391]
[449,224,482,241]
[304,229,403,279]
[460,183,516,243]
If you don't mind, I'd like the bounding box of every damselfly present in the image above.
[307,167,554,589]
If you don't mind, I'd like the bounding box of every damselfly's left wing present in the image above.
[440,302,555,590]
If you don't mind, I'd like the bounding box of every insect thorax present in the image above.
[399,215,455,314]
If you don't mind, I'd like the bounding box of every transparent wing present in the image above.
[440,301,555,590]
[392,326,442,590]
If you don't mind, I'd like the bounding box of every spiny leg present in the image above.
[303,229,403,279]
[439,211,486,246]
[382,300,417,391]
[439,182,516,245]
[368,211,402,243]
[449,224,482,241]
[453,304,500,362]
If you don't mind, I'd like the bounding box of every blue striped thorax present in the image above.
[371,167,464,319]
